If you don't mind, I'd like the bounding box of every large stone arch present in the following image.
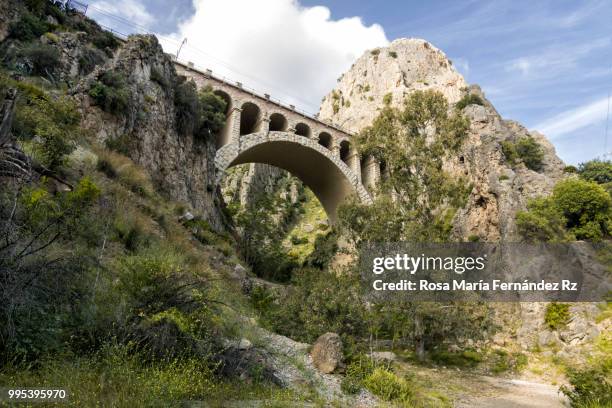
[215,131,372,222]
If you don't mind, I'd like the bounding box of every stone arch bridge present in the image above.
[175,62,382,221]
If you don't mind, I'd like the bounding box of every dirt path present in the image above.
[455,377,568,408]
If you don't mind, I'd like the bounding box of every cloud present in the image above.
[505,37,610,77]
[534,96,610,138]
[160,0,388,113]
[89,0,156,29]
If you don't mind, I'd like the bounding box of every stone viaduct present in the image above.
[175,62,382,221]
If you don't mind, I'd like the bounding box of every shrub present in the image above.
[578,159,612,184]
[19,43,61,77]
[174,78,200,136]
[553,178,611,240]
[501,140,518,165]
[564,165,578,174]
[515,136,544,171]
[12,83,80,170]
[430,349,483,368]
[383,92,392,106]
[290,235,308,245]
[9,11,50,41]
[502,137,544,171]
[370,49,380,56]
[544,303,570,330]
[456,93,484,110]
[363,368,413,402]
[89,71,130,115]
[516,197,567,242]
[388,51,398,58]
[561,363,612,407]
[90,31,120,56]
[197,86,227,138]
[341,356,376,394]
[78,46,107,75]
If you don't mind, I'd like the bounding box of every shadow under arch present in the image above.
[215,132,372,222]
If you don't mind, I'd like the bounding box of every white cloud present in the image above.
[160,0,388,113]
[89,0,156,29]
[506,37,610,77]
[534,96,610,139]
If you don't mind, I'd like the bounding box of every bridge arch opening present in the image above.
[295,122,311,138]
[240,102,262,136]
[318,132,332,149]
[216,133,371,222]
[213,90,232,148]
[269,113,288,131]
[339,140,351,164]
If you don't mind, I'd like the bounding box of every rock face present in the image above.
[319,38,566,241]
[320,38,467,133]
[311,332,344,374]
[75,35,227,229]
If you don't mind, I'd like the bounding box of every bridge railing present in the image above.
[172,60,355,137]
[72,2,356,137]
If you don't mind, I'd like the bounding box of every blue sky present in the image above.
[86,0,612,164]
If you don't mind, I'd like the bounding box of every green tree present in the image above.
[578,159,612,184]
[516,178,612,242]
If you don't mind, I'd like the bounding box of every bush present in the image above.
[363,368,413,402]
[11,82,80,170]
[388,51,397,58]
[544,303,570,330]
[430,349,483,368]
[456,93,484,110]
[90,31,120,56]
[89,71,130,115]
[78,46,107,75]
[290,235,308,245]
[9,11,50,41]
[341,356,376,394]
[561,363,612,407]
[515,136,544,171]
[501,140,518,165]
[18,43,61,77]
[564,165,578,174]
[502,137,544,171]
[553,178,611,240]
[516,197,567,242]
[578,160,612,184]
[174,78,200,136]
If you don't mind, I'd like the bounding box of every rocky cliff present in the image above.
[319,38,566,241]
[74,35,227,229]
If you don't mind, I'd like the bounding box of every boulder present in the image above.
[311,332,344,374]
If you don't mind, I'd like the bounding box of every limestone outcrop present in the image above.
[319,38,567,241]
[73,35,227,229]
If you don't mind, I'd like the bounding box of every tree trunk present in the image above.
[414,313,426,361]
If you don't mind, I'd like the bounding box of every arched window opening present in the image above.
[295,122,311,138]
[269,113,288,131]
[318,132,332,149]
[240,102,261,135]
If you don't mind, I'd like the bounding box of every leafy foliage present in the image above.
[561,362,612,407]
[10,79,80,170]
[544,303,570,330]
[517,178,612,242]
[17,42,61,77]
[502,136,544,171]
[174,80,227,138]
[455,93,484,110]
[9,11,52,42]
[339,90,470,244]
[89,71,130,115]
[578,159,612,184]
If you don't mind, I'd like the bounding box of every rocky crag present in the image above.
[319,38,566,241]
